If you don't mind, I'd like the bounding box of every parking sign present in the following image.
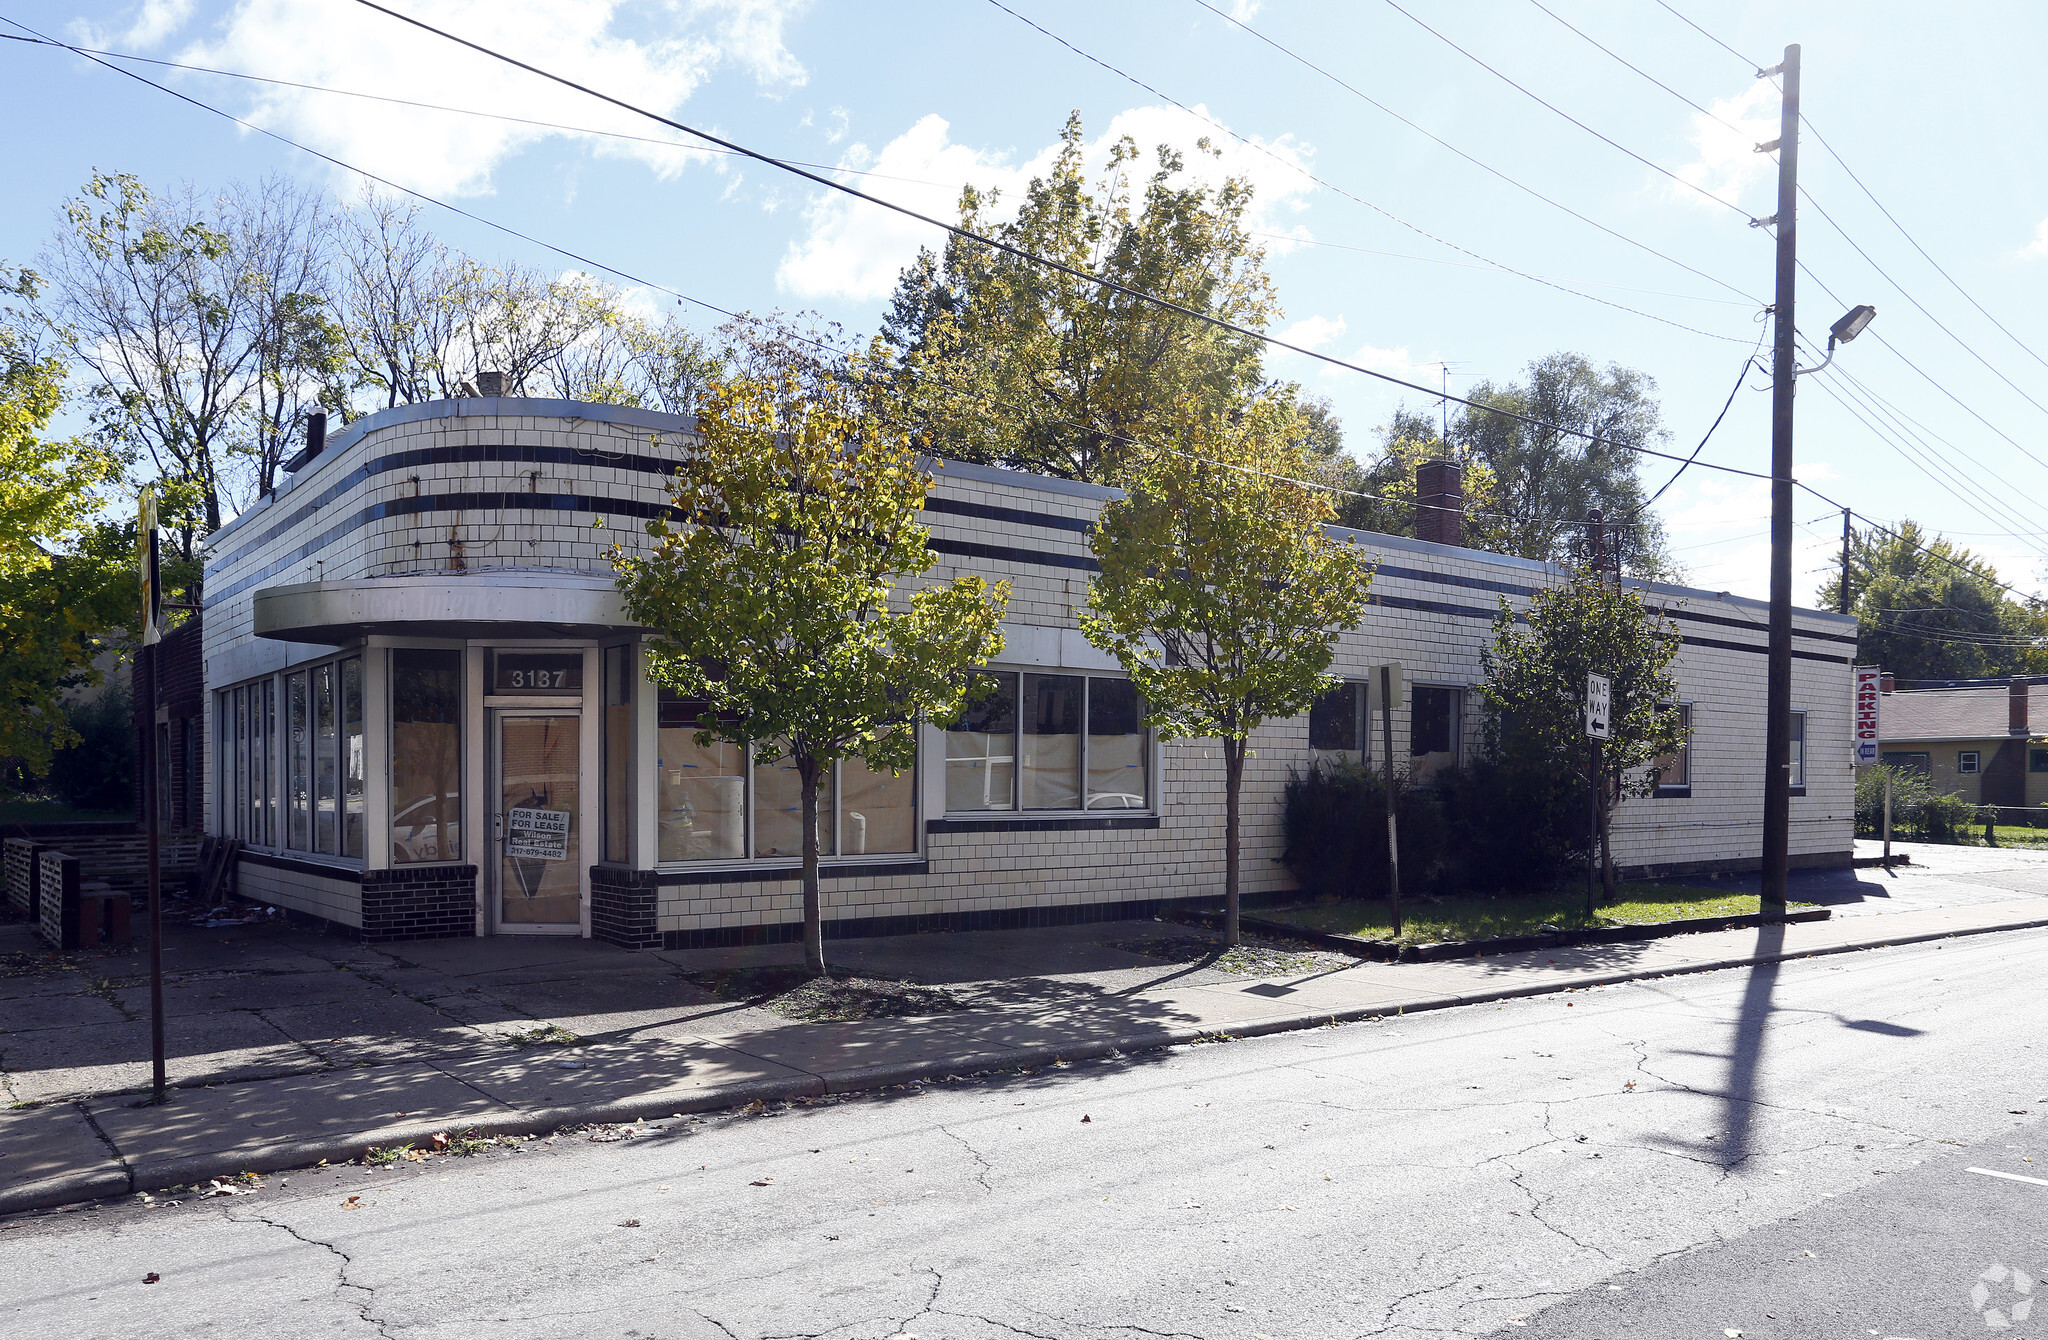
[1853,666,1882,766]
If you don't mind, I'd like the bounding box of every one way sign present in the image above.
[1585,673,1611,740]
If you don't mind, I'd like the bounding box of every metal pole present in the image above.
[142,639,166,1104]
[1882,769,1892,867]
[1381,664,1401,939]
[1760,43,1802,920]
[1838,509,1852,615]
[1586,738,1598,920]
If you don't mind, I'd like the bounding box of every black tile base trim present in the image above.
[653,860,929,887]
[237,849,365,883]
[925,815,1160,834]
[659,895,1178,949]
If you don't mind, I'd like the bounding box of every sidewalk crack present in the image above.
[75,1099,135,1194]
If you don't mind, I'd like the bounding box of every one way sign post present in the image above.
[1584,672,1610,918]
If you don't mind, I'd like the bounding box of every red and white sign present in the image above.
[1853,666,1882,766]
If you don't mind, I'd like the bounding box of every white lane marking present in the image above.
[1967,1167,2048,1188]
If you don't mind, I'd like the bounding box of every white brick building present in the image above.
[198,396,1857,947]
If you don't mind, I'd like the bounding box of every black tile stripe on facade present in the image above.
[203,439,1857,657]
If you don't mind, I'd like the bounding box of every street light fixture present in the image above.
[1797,304,1878,375]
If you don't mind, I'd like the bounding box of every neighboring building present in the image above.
[140,612,206,838]
[1877,675,2048,810]
[197,394,1858,947]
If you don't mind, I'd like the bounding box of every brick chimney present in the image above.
[475,370,504,398]
[1414,459,1463,547]
[1881,672,1895,694]
[2012,677,2029,735]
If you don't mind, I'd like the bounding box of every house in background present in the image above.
[1877,674,2048,812]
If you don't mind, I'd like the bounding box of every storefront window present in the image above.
[1086,679,1148,809]
[1021,673,1084,810]
[841,751,916,854]
[342,657,364,858]
[946,671,1018,812]
[314,664,337,854]
[288,671,310,850]
[944,671,1150,813]
[657,687,916,865]
[658,694,746,862]
[1308,682,1363,752]
[391,649,462,863]
[1410,685,1462,786]
[603,646,633,863]
[1654,703,1693,794]
[755,755,834,860]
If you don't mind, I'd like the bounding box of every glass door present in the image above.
[493,712,582,930]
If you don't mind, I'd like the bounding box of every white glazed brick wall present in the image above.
[199,400,1857,935]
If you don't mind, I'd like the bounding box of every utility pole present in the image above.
[1838,509,1852,615]
[1760,44,1801,921]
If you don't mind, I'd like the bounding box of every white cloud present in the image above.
[1277,315,1345,350]
[2024,218,2048,258]
[1230,1,1261,18]
[182,0,810,198]
[776,104,1318,301]
[68,0,194,48]
[1670,83,1779,214]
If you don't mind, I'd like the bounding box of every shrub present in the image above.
[1434,752,1591,892]
[1280,759,1445,900]
[1854,763,1977,842]
[45,682,136,813]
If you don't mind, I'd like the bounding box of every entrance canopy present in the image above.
[253,573,636,645]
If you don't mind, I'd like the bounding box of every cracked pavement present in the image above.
[5,922,2046,1338]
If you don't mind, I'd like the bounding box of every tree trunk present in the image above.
[800,756,827,977]
[1223,737,1245,948]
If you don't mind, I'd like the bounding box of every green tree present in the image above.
[1479,567,1684,904]
[1377,355,1673,573]
[613,341,1010,975]
[883,112,1280,482]
[1081,398,1375,944]
[0,264,126,777]
[1818,519,2043,681]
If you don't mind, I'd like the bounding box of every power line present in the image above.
[0,14,1659,541]
[1378,0,1758,222]
[1802,366,2048,546]
[982,0,1753,345]
[1796,259,2048,480]
[1522,0,1744,135]
[1652,0,1759,69]
[1798,183,2048,424]
[1829,360,2048,536]
[0,30,946,191]
[0,28,1762,320]
[1644,2,2048,377]
[1801,117,2048,376]
[1634,322,1771,515]
[340,0,1784,449]
[1251,231,1752,305]
[1188,0,1759,303]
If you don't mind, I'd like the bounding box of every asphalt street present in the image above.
[5,924,2046,1340]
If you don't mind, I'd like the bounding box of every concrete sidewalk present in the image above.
[5,849,2048,1215]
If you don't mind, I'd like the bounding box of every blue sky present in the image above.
[4,0,2046,606]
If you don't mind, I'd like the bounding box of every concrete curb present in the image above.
[9,909,2048,1217]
